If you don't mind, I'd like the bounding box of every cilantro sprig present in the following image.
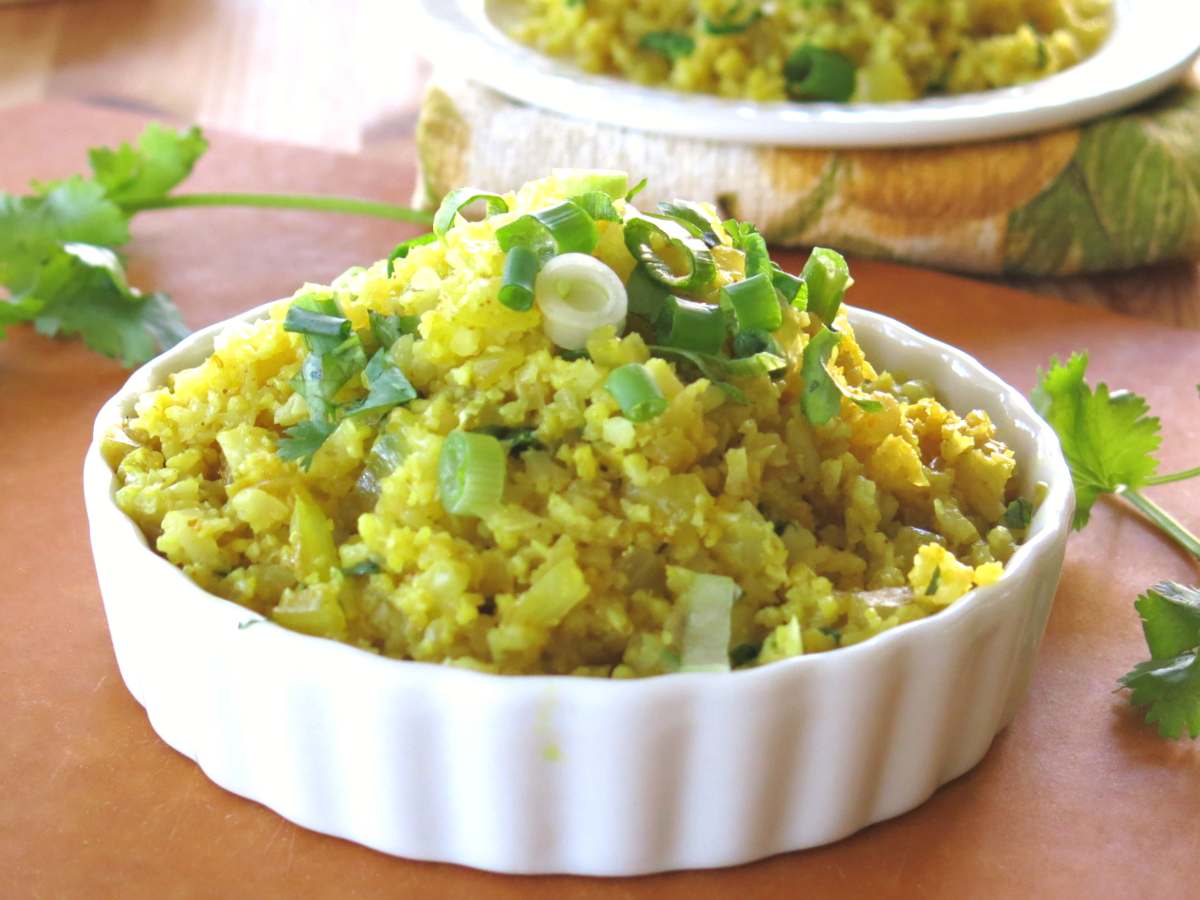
[0,122,431,366]
[1033,353,1200,739]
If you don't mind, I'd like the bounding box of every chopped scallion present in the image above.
[803,247,853,326]
[500,245,539,311]
[771,262,807,309]
[625,177,649,202]
[1003,498,1034,530]
[386,232,436,277]
[438,430,507,517]
[784,45,857,102]
[656,296,726,354]
[535,253,628,350]
[624,217,716,292]
[571,191,621,223]
[925,567,942,596]
[626,264,671,323]
[605,363,668,422]
[283,305,351,344]
[496,200,599,262]
[656,200,719,248]
[721,273,782,333]
[553,168,629,200]
[432,187,509,237]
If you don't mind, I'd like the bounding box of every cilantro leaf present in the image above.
[0,178,128,294]
[1119,582,1200,740]
[26,244,187,365]
[1134,582,1200,660]
[1032,353,1162,528]
[801,326,882,425]
[1119,650,1200,740]
[368,310,420,349]
[87,123,208,207]
[1002,498,1034,530]
[344,349,417,417]
[277,419,338,470]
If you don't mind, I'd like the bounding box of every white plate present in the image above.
[413,0,1200,147]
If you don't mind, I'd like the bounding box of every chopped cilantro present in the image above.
[801,326,882,426]
[639,31,695,61]
[1002,498,1034,530]
[369,310,421,348]
[925,566,942,596]
[344,349,418,417]
[277,419,338,470]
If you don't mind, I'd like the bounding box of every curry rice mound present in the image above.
[512,0,1113,103]
[107,171,1027,677]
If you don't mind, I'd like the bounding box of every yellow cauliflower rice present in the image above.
[512,0,1113,102]
[106,170,1031,677]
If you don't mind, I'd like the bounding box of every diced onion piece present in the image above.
[535,253,628,351]
[438,430,507,517]
[721,272,782,333]
[605,363,668,423]
[656,296,726,355]
[678,571,741,673]
[552,168,630,200]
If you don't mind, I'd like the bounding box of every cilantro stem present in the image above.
[1144,466,1200,487]
[122,193,433,225]
[1117,487,1200,560]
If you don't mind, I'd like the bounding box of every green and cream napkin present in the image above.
[415,75,1200,277]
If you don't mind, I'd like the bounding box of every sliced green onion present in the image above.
[657,200,719,247]
[369,310,420,348]
[534,201,598,254]
[500,245,539,311]
[344,349,417,417]
[677,570,741,673]
[553,168,629,200]
[287,295,346,354]
[771,262,807,309]
[386,232,436,277]
[535,253,628,350]
[605,363,668,422]
[624,217,716,292]
[785,46,857,102]
[433,187,509,237]
[721,273,782,333]
[283,305,351,343]
[626,177,649,202]
[740,230,772,279]
[803,247,853,325]
[801,325,882,426]
[572,191,621,223]
[639,31,695,61]
[657,296,726,354]
[438,430,507,517]
[496,200,599,261]
[626,264,671,323]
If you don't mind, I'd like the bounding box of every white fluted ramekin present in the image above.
[84,302,1073,876]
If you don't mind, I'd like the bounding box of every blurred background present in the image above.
[2,0,1198,325]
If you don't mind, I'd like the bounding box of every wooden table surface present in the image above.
[3,0,1199,328]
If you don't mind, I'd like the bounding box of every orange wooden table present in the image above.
[2,102,1198,899]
